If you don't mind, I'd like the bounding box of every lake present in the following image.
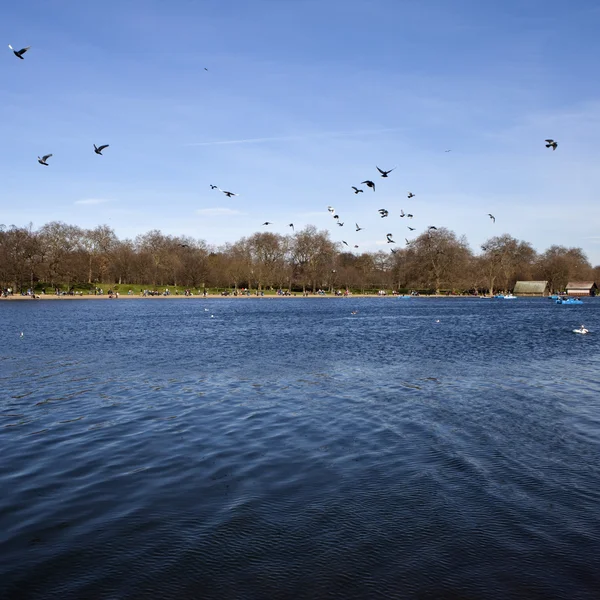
[1,297,600,599]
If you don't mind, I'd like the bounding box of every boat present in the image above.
[556,296,583,305]
[503,294,517,300]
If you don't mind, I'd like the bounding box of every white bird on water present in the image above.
[573,325,589,334]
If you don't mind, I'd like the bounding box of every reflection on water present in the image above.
[1,298,600,599]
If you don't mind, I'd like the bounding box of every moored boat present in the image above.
[556,296,583,305]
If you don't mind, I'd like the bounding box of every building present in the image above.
[513,281,549,297]
[566,282,597,296]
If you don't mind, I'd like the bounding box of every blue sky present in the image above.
[3,0,600,262]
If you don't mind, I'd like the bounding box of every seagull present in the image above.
[262,222,272,226]
[221,190,238,197]
[289,223,294,231]
[337,221,344,226]
[342,240,349,246]
[93,144,109,155]
[362,180,375,191]
[377,167,395,178]
[488,214,495,223]
[405,238,411,246]
[407,192,415,199]
[407,214,413,219]
[378,209,389,218]
[351,186,364,194]
[400,209,405,217]
[8,44,30,59]
[407,226,415,231]
[328,206,335,213]
[428,226,437,230]
[355,223,364,231]
[210,184,218,189]
[545,139,558,151]
[37,154,52,166]
[386,234,395,244]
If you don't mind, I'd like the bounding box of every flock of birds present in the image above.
[208,164,502,251]
[10,43,558,255]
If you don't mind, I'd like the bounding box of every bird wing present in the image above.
[351,187,358,191]
[545,139,554,143]
[376,167,385,175]
[42,154,52,161]
[18,47,31,54]
[97,145,109,151]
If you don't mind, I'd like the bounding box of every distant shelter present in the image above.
[513,281,549,297]
[566,282,597,296]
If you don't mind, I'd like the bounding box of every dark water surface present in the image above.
[1,297,600,599]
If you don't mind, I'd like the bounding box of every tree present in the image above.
[408,228,472,293]
[479,235,537,295]
[536,246,592,293]
[290,226,336,292]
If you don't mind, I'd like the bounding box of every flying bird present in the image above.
[545,139,558,151]
[407,214,413,219]
[407,226,415,231]
[386,233,395,244]
[221,190,238,197]
[377,167,395,178]
[428,226,437,230]
[445,149,451,152]
[262,222,272,226]
[407,192,415,199]
[289,223,294,231]
[37,154,52,166]
[378,209,389,218]
[355,223,363,231]
[210,184,218,189]
[333,214,340,220]
[354,245,359,248]
[342,240,349,246]
[391,248,398,254]
[8,44,30,59]
[178,244,189,248]
[351,186,364,194]
[362,180,375,191]
[400,209,405,217]
[488,214,495,223]
[94,144,109,155]
[405,238,411,246]
[337,221,344,226]
[328,206,335,213]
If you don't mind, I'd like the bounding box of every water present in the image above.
[1,297,599,599]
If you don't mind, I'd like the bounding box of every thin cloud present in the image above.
[74,198,112,205]
[196,207,243,216]
[185,127,405,147]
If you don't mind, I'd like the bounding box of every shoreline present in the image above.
[1,294,487,301]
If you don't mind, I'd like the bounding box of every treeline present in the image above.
[1,221,598,295]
